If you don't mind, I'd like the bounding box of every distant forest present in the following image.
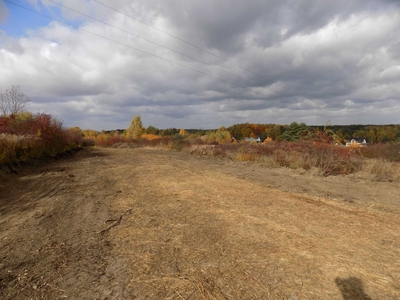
[226,123,400,143]
[98,123,400,144]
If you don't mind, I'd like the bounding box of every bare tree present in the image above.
[0,85,30,116]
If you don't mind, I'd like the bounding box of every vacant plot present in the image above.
[1,148,399,299]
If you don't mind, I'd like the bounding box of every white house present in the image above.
[346,138,368,147]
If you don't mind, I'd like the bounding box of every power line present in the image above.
[4,0,248,89]
[92,0,276,84]
[46,0,260,86]
[91,0,288,97]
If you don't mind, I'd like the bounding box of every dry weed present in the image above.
[361,159,400,182]
[237,146,259,161]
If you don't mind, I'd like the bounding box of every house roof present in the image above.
[346,137,367,143]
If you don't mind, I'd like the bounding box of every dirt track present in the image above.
[1,148,400,299]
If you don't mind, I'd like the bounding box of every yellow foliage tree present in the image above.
[179,128,188,136]
[127,115,144,139]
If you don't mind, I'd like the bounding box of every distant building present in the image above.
[244,137,261,143]
[346,138,368,147]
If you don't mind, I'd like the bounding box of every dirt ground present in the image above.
[1,147,400,299]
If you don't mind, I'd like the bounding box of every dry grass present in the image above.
[3,147,398,298]
[237,146,260,161]
[186,142,400,181]
[96,137,400,181]
[101,148,400,299]
[359,159,400,182]
[0,134,41,163]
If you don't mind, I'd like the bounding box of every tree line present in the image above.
[1,84,398,145]
[84,118,400,145]
[228,122,400,143]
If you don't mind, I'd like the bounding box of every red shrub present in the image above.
[359,143,400,162]
[0,113,83,164]
[96,135,126,147]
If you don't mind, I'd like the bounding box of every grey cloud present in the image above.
[137,0,396,52]
[0,32,25,54]
[388,42,400,60]
[1,0,400,130]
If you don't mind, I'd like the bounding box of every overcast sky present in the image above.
[1,0,399,130]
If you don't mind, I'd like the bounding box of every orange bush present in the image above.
[141,133,160,140]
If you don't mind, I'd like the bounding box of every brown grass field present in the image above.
[1,147,400,299]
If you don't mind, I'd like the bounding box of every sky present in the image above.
[0,0,400,131]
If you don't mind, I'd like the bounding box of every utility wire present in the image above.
[92,0,275,84]
[92,0,287,97]
[47,0,260,86]
[4,0,247,89]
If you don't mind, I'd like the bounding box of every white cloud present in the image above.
[0,0,400,130]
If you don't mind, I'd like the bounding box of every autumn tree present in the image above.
[0,85,30,116]
[179,128,188,136]
[161,128,179,136]
[82,129,98,138]
[268,124,282,141]
[145,125,160,135]
[202,126,231,143]
[228,124,243,140]
[215,126,231,143]
[127,115,144,139]
[14,111,33,122]
[241,123,253,138]
[228,123,268,140]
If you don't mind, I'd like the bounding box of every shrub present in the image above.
[96,135,126,147]
[166,134,187,151]
[141,133,160,140]
[0,113,83,164]
[82,138,96,147]
[359,143,400,162]
[91,129,400,178]
[362,159,400,182]
[64,128,83,149]
[237,146,259,161]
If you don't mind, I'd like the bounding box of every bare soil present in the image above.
[1,147,399,299]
